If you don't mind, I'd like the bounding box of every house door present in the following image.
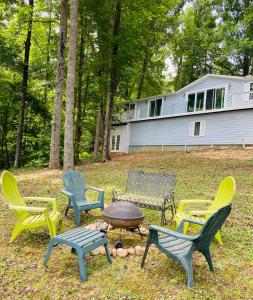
[111,135,120,151]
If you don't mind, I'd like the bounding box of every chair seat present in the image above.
[69,201,100,208]
[114,193,166,208]
[158,235,193,256]
[23,211,61,226]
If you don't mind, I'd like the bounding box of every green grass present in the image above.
[1,149,253,299]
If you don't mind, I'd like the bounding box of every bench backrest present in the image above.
[126,170,176,199]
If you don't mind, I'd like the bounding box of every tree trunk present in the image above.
[63,0,79,170]
[74,22,85,162]
[243,52,250,76]
[137,49,149,99]
[102,0,121,162]
[14,0,34,168]
[49,0,68,169]
[94,106,102,159]
[44,0,52,103]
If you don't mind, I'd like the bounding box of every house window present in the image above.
[116,135,120,150]
[111,135,115,150]
[206,88,225,110]
[215,88,225,108]
[249,83,253,100]
[196,92,204,111]
[194,122,201,136]
[187,87,225,112]
[189,121,206,137]
[206,89,215,110]
[149,98,162,117]
[187,94,195,112]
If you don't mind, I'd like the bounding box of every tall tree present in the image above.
[49,0,68,169]
[102,0,121,162]
[14,0,34,168]
[63,0,79,170]
[74,13,86,163]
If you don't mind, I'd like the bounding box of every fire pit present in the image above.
[102,201,144,248]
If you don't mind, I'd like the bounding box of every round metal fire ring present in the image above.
[102,201,144,228]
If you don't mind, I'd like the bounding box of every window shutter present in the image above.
[200,121,206,136]
[189,122,195,136]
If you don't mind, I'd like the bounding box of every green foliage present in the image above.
[0,0,252,168]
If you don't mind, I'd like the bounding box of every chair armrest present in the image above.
[85,186,104,193]
[177,218,205,233]
[23,196,58,212]
[9,204,48,213]
[149,225,196,241]
[61,189,73,197]
[177,199,213,212]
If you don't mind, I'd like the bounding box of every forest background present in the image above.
[0,0,252,169]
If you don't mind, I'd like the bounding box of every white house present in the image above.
[111,74,253,153]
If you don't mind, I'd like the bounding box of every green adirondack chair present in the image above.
[141,204,232,288]
[0,170,63,242]
[173,176,235,245]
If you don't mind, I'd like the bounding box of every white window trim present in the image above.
[186,85,227,112]
[148,97,164,117]
[189,120,206,137]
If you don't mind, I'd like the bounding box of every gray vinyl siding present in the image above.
[133,77,245,119]
[129,109,253,146]
[162,94,186,115]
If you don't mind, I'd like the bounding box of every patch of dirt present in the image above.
[185,147,253,161]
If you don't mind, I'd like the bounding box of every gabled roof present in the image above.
[176,74,250,94]
[123,74,253,104]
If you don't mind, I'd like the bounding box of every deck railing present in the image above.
[114,92,253,123]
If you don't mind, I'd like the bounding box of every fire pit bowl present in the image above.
[102,201,144,228]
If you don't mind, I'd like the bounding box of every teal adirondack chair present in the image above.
[141,204,232,288]
[62,170,105,227]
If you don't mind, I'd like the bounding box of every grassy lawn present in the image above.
[1,149,253,299]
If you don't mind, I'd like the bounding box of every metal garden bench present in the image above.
[44,227,112,281]
[112,170,176,225]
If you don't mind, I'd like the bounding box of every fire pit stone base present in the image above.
[85,221,157,258]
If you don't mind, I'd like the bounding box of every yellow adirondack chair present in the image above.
[173,176,235,245]
[0,170,63,242]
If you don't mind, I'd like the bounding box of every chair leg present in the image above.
[104,243,112,264]
[161,210,165,226]
[214,231,223,245]
[48,222,57,238]
[59,219,64,233]
[74,209,81,227]
[64,206,69,216]
[202,247,214,272]
[181,255,194,288]
[10,224,24,243]
[44,239,56,266]
[141,242,151,268]
[77,248,88,281]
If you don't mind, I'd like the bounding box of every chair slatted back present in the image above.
[1,170,29,220]
[209,177,235,212]
[62,170,87,205]
[196,204,232,248]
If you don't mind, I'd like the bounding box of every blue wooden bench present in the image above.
[44,227,112,281]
